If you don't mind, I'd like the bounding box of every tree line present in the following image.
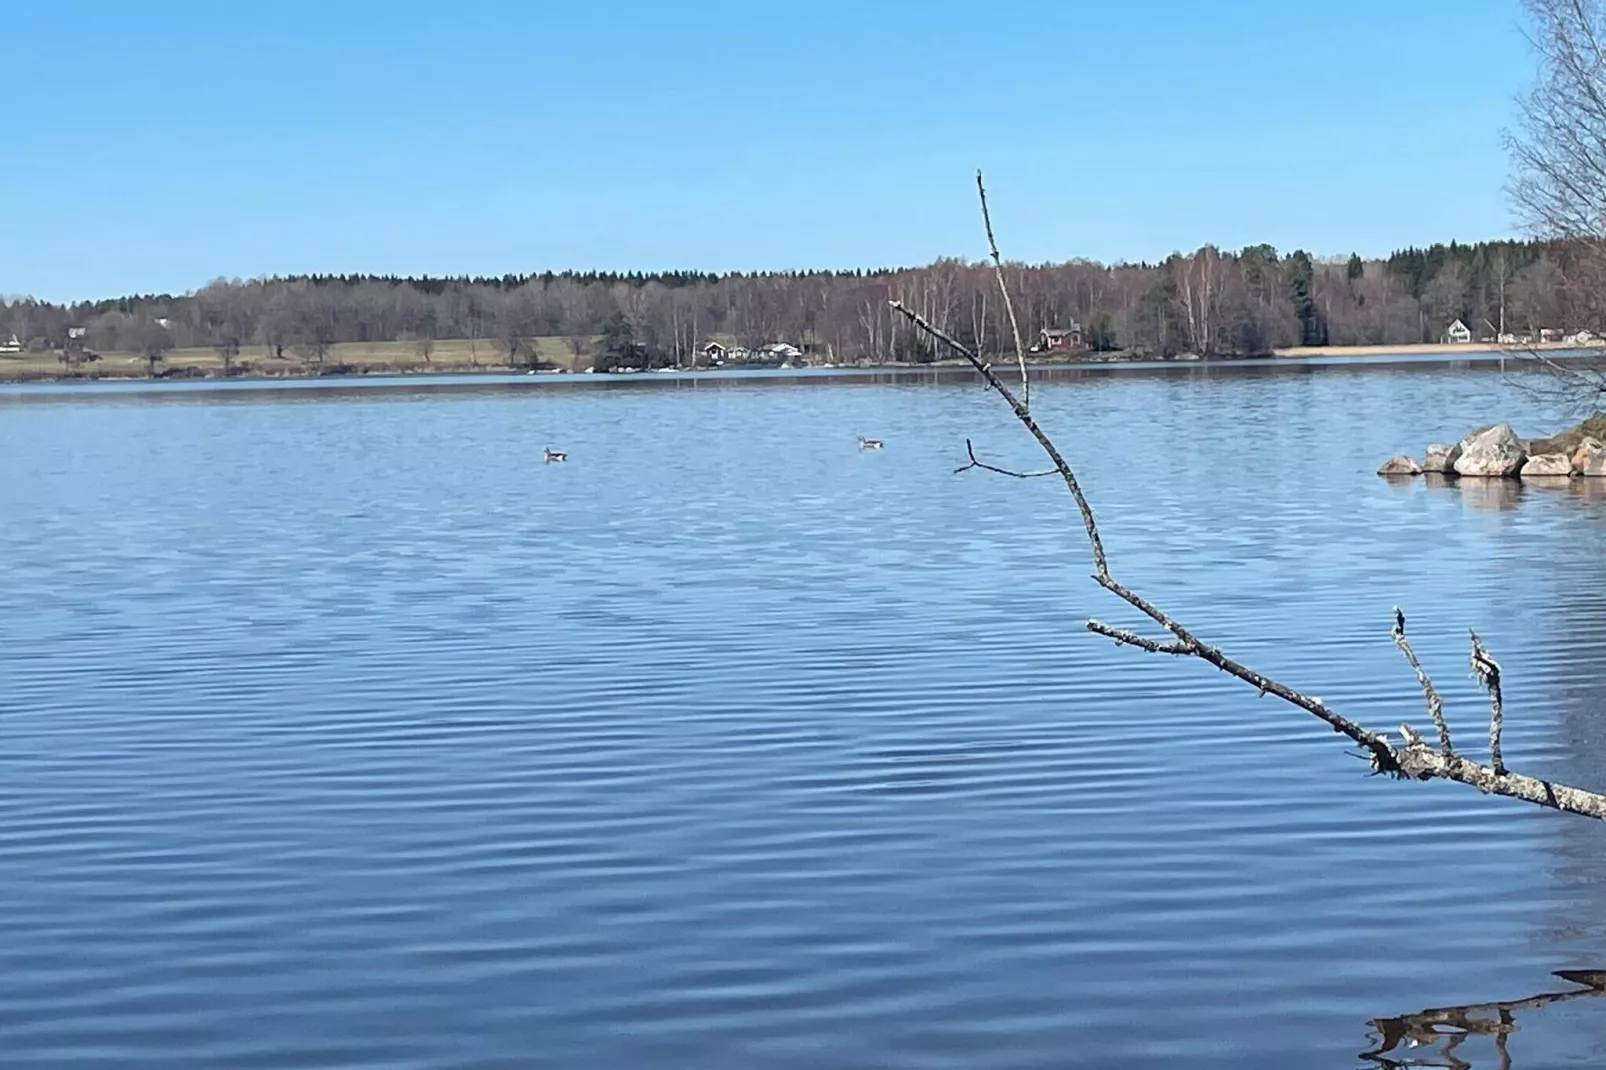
[3,238,1596,367]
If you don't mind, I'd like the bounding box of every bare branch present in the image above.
[976,171,1031,414]
[900,168,1606,823]
[1471,633,1507,776]
[953,438,1058,478]
[1390,607,1454,755]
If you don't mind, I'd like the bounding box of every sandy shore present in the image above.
[1273,342,1576,358]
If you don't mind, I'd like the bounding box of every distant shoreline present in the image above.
[0,341,1591,386]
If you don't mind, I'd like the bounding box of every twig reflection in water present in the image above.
[1362,971,1606,1069]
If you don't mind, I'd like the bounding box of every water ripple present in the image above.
[3,367,1606,1068]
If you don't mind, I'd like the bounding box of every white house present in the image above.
[0,333,20,354]
[1444,319,1472,345]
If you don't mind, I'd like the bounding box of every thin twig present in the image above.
[1391,607,1454,755]
[977,171,1030,414]
[1086,621,1192,655]
[1502,347,1606,414]
[953,438,1058,478]
[1471,632,1506,775]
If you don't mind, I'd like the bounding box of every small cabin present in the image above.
[1036,324,1084,352]
[701,341,728,364]
[1444,319,1473,345]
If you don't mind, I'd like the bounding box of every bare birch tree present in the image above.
[1503,0,1606,408]
[1509,0,1606,249]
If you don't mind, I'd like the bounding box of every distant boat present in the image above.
[544,447,567,463]
[857,436,883,450]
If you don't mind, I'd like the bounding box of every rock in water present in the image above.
[1454,424,1527,478]
[1521,453,1575,478]
[1377,455,1422,477]
[1421,442,1462,474]
[1572,436,1606,475]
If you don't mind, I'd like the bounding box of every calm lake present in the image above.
[4,361,1606,1069]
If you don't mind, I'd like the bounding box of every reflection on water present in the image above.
[1364,972,1606,1069]
[5,363,1606,1068]
[1455,478,1525,512]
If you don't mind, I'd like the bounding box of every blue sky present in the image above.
[3,0,1532,301]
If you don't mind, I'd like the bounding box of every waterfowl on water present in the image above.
[544,447,567,463]
[857,436,883,450]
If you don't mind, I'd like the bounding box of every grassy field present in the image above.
[0,336,591,381]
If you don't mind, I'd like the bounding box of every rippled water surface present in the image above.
[5,364,1606,1069]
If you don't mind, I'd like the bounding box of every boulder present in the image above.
[1521,452,1575,478]
[1377,454,1422,477]
[1421,442,1463,474]
[1587,449,1606,478]
[1455,424,1527,478]
[1572,436,1605,474]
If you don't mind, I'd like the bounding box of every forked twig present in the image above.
[887,170,1606,822]
[953,438,1057,478]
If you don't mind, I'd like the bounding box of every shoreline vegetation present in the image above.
[5,234,1601,385]
[0,339,1585,385]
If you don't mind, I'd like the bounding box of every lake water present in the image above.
[4,362,1606,1069]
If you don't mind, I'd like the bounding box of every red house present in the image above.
[1036,324,1084,352]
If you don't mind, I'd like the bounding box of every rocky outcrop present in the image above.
[1454,424,1527,478]
[1527,413,1606,456]
[1384,417,1606,482]
[1521,452,1574,478]
[1572,436,1606,475]
[1421,443,1462,474]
